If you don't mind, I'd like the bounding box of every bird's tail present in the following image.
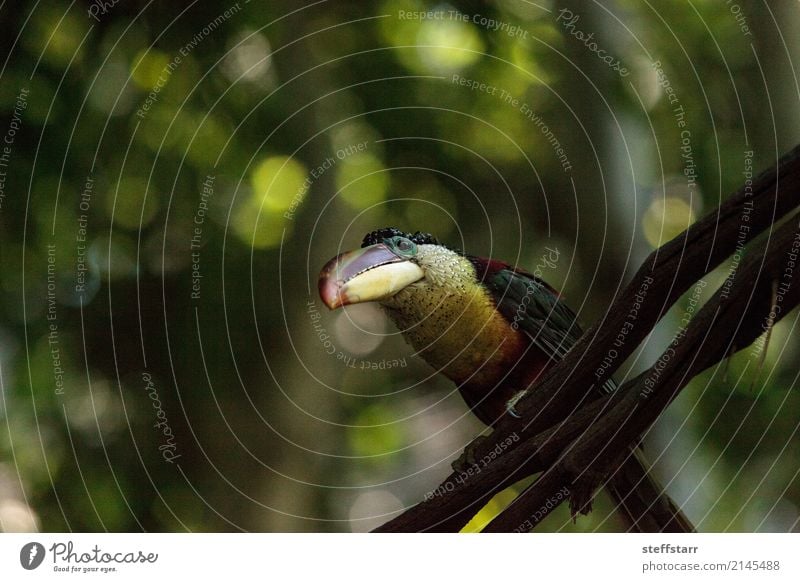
[604,447,695,532]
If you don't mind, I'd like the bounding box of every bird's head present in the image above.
[318,227,475,310]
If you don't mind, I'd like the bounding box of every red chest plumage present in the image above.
[456,334,553,426]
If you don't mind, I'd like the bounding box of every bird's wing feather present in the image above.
[474,259,616,394]
[484,266,582,357]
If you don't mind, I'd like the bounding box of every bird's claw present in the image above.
[505,390,527,418]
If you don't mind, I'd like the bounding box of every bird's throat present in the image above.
[381,282,525,387]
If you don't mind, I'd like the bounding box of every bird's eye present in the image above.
[393,237,415,254]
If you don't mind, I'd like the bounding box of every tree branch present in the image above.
[374,145,800,533]
[485,214,800,532]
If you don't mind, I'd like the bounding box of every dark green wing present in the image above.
[482,265,582,358]
[474,258,615,394]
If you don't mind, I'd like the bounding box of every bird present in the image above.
[318,226,694,532]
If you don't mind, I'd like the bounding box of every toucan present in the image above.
[318,227,693,532]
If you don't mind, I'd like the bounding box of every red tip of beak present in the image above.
[318,253,347,309]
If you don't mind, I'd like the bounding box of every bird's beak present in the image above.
[318,243,424,309]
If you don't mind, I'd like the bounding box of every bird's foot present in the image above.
[505,390,528,418]
[451,435,489,473]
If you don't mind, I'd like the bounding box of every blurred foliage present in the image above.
[0,0,799,533]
